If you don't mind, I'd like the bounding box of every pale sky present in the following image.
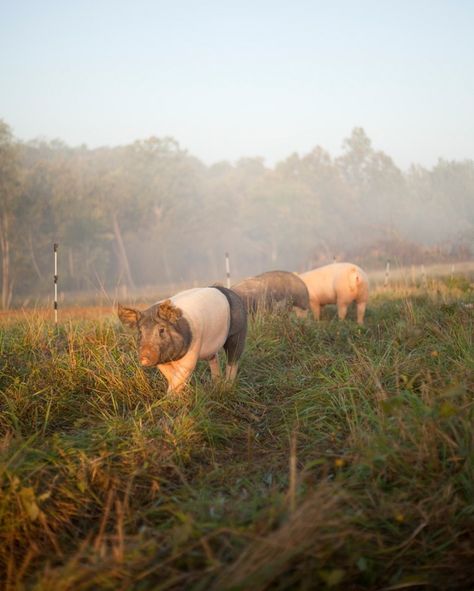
[1,0,473,169]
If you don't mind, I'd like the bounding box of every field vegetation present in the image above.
[0,278,473,590]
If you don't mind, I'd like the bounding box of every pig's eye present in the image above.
[159,327,165,336]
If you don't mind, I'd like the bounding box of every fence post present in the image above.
[54,243,58,324]
[421,264,427,287]
[384,259,390,288]
[225,252,231,288]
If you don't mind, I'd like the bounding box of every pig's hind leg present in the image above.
[208,355,222,381]
[223,326,247,382]
[356,301,366,325]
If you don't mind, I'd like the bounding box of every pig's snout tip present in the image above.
[140,356,154,367]
[139,347,158,367]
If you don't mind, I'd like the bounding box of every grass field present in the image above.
[0,276,473,590]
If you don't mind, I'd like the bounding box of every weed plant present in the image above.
[0,284,473,590]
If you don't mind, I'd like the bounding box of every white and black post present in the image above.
[384,259,390,288]
[225,252,231,288]
[54,243,58,324]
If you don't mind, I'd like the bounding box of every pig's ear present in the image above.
[157,299,183,323]
[117,303,141,328]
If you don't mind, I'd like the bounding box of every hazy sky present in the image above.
[1,0,473,169]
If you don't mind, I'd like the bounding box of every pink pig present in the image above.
[299,262,369,325]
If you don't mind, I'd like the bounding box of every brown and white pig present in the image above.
[231,270,310,317]
[299,262,369,324]
[118,286,247,392]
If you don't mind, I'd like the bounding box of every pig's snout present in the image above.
[139,347,159,367]
[140,355,154,367]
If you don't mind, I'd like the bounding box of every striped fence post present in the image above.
[54,243,58,324]
[384,259,390,287]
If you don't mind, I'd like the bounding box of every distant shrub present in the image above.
[441,274,472,292]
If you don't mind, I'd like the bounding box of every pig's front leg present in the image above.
[309,299,321,320]
[293,306,308,319]
[337,302,348,320]
[158,352,199,393]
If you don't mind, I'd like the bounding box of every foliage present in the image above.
[0,120,473,307]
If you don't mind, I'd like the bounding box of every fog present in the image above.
[0,121,473,307]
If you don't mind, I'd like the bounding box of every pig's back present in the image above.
[301,263,368,304]
[232,270,309,311]
[300,265,339,304]
[169,288,230,359]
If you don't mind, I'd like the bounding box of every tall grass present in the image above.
[0,283,473,590]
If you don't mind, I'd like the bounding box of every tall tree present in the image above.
[0,120,23,309]
[337,127,406,237]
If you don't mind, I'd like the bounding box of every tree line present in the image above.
[0,119,473,308]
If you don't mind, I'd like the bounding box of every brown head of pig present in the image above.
[118,299,192,367]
